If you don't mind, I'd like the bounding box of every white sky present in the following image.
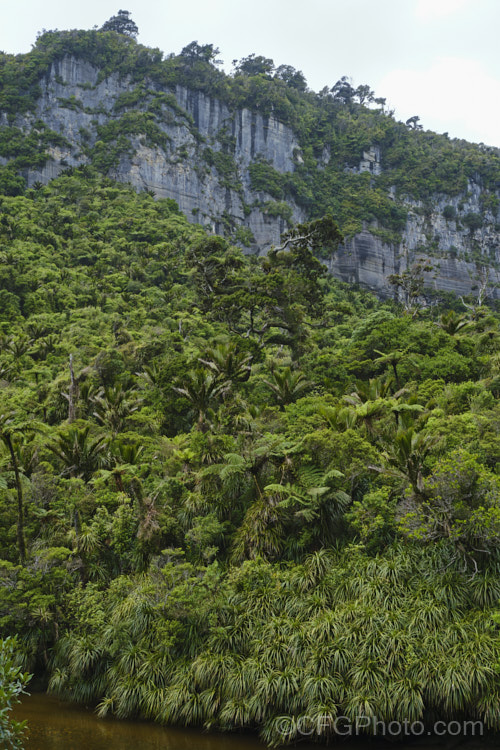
[0,0,499,147]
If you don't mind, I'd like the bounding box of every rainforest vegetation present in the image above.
[1,14,500,750]
[0,168,499,746]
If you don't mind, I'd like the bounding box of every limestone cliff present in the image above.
[2,54,499,299]
[4,56,307,251]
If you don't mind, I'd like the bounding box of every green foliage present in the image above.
[0,125,69,169]
[462,212,483,233]
[46,548,500,745]
[203,148,240,190]
[346,488,396,547]
[100,10,139,38]
[0,167,25,197]
[0,637,31,749]
[0,54,499,742]
[234,54,275,78]
[86,112,170,172]
[398,449,500,553]
[248,160,286,199]
[262,200,293,223]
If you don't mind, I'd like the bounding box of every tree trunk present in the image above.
[6,434,26,564]
[68,353,77,423]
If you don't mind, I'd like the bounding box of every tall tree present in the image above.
[0,414,28,564]
[100,10,138,38]
[233,54,275,78]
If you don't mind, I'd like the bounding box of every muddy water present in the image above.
[14,693,265,750]
[14,693,499,750]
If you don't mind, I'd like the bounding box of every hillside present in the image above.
[1,16,500,749]
[0,23,499,298]
[0,168,500,745]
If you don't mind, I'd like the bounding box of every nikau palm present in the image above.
[1,128,500,750]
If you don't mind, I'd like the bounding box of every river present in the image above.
[14,693,266,750]
[13,693,500,750]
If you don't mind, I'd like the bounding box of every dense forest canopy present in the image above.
[0,13,500,749]
[0,167,499,745]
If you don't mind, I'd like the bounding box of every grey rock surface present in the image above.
[6,55,499,299]
[327,231,500,300]
[14,56,307,253]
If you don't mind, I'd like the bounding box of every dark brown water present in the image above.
[13,693,499,750]
[14,693,266,750]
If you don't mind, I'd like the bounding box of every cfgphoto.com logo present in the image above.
[275,715,484,739]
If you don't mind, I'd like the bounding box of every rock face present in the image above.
[327,230,500,300]
[11,56,307,251]
[3,55,500,299]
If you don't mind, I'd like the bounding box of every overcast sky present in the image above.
[1,0,499,146]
